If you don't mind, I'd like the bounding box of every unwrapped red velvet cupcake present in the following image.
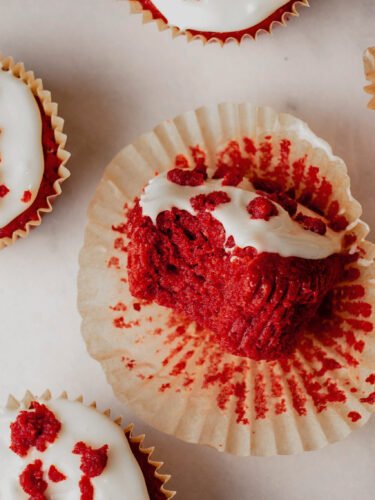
[124,0,308,44]
[0,55,70,250]
[0,391,174,499]
[79,103,375,456]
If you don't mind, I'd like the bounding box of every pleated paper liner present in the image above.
[123,0,309,45]
[364,47,375,110]
[0,55,70,250]
[6,390,175,499]
[78,103,375,456]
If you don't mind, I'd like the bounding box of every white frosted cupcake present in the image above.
[0,55,70,250]
[0,391,174,499]
[125,0,308,44]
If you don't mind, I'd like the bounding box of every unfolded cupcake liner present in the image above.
[78,103,375,456]
[0,55,70,251]
[123,0,309,46]
[6,390,175,499]
[364,47,375,110]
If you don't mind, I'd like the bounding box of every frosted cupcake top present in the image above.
[0,64,44,229]
[140,171,343,260]
[0,399,150,499]
[149,0,291,32]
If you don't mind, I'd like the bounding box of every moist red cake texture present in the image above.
[0,97,61,240]
[126,165,345,361]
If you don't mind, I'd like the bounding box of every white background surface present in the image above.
[0,1,375,499]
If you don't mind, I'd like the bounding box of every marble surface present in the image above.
[0,0,375,498]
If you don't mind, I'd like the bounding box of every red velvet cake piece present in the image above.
[125,171,345,361]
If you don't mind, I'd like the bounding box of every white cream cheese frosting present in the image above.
[0,399,150,499]
[150,0,291,33]
[0,65,44,229]
[139,172,343,260]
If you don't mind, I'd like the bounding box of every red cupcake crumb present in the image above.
[48,465,66,483]
[73,441,108,478]
[21,190,32,203]
[19,460,47,499]
[347,411,362,422]
[78,474,94,500]
[167,167,205,186]
[295,213,327,235]
[247,196,278,221]
[10,401,61,457]
[0,184,9,197]
[190,191,231,212]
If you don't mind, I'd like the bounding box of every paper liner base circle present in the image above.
[78,103,375,456]
[6,390,175,499]
[124,0,309,45]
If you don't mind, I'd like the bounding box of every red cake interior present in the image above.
[126,183,345,361]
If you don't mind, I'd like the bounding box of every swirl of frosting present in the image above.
[140,172,343,260]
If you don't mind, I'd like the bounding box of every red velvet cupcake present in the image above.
[0,56,70,250]
[79,103,375,456]
[1,391,175,499]
[125,0,309,44]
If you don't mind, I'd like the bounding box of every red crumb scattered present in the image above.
[295,213,327,235]
[347,411,362,422]
[167,168,205,186]
[78,475,94,500]
[19,460,47,499]
[159,383,171,392]
[350,388,358,393]
[0,184,9,197]
[73,441,108,478]
[247,196,278,221]
[133,302,141,311]
[328,215,348,232]
[262,190,298,216]
[107,256,120,269]
[109,301,127,312]
[21,190,32,203]
[10,401,61,457]
[126,199,344,360]
[190,191,231,212]
[48,465,66,483]
[366,374,375,384]
[175,154,189,169]
[360,392,375,405]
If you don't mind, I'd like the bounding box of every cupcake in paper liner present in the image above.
[124,0,309,45]
[78,103,375,456]
[0,390,175,499]
[364,47,375,109]
[0,55,70,250]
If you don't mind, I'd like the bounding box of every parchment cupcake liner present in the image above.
[123,0,309,46]
[0,55,70,250]
[6,390,175,499]
[364,47,375,110]
[78,103,375,456]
